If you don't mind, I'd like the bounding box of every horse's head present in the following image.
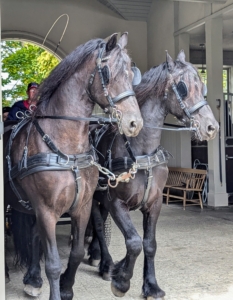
[165,50,219,141]
[87,32,143,137]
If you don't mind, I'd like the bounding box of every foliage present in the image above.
[1,41,60,103]
[198,68,228,94]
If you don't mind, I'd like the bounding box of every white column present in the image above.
[0,2,6,299]
[206,16,228,207]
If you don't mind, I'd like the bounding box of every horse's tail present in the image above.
[11,209,42,267]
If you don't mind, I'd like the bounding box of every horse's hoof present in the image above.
[89,259,100,267]
[24,284,42,297]
[111,282,125,297]
[102,272,111,281]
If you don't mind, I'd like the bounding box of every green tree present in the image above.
[1,41,60,103]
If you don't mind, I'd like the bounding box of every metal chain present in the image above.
[90,158,139,188]
[107,162,138,188]
[90,160,116,181]
[112,107,123,134]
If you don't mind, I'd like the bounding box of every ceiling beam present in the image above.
[169,0,226,3]
[174,2,233,35]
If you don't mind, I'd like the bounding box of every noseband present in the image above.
[166,71,208,139]
[86,43,135,134]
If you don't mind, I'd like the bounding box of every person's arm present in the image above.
[6,105,18,121]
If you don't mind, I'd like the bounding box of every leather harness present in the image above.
[5,116,98,211]
[94,125,172,210]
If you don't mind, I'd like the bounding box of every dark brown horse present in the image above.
[4,33,143,300]
[88,51,219,299]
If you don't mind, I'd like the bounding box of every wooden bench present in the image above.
[163,167,207,210]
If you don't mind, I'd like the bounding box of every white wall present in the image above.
[147,0,175,68]
[2,0,147,72]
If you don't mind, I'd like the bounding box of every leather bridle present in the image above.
[165,70,208,139]
[86,42,136,134]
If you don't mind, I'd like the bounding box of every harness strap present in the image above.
[112,91,136,104]
[122,134,136,162]
[8,151,96,180]
[133,168,153,211]
[102,146,171,209]
[6,155,33,211]
[35,115,117,124]
[93,124,110,148]
[6,117,33,210]
[70,166,82,210]
[33,119,68,160]
[188,100,208,115]
[86,42,135,114]
[6,118,98,212]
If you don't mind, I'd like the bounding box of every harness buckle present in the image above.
[57,154,70,166]
[16,111,25,120]
[96,57,101,66]
[101,55,111,62]
[42,134,50,141]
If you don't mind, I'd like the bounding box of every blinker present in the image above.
[101,65,110,85]
[131,64,142,86]
[177,81,188,99]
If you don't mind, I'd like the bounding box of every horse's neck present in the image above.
[43,76,94,118]
[35,77,94,154]
[110,95,165,157]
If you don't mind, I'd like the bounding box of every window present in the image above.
[197,68,229,94]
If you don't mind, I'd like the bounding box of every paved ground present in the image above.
[5,202,233,300]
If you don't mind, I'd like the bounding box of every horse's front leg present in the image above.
[59,197,93,300]
[23,221,43,297]
[89,199,113,280]
[142,198,165,300]
[37,210,61,300]
[108,199,142,297]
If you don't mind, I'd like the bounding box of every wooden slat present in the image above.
[163,167,207,209]
[97,0,152,21]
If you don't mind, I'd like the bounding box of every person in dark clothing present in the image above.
[2,106,11,122]
[7,82,39,121]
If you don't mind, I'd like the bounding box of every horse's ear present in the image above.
[166,52,175,72]
[177,50,186,63]
[117,32,128,49]
[106,33,118,52]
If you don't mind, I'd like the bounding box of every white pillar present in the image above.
[206,16,228,207]
[0,2,6,299]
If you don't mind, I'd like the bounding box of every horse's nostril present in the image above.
[130,121,137,129]
[208,125,216,133]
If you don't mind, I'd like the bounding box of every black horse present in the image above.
[88,50,219,299]
[4,33,143,300]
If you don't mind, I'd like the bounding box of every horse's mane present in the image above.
[134,60,188,106]
[36,38,104,107]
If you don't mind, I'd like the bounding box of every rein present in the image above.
[35,115,118,125]
[144,123,199,132]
